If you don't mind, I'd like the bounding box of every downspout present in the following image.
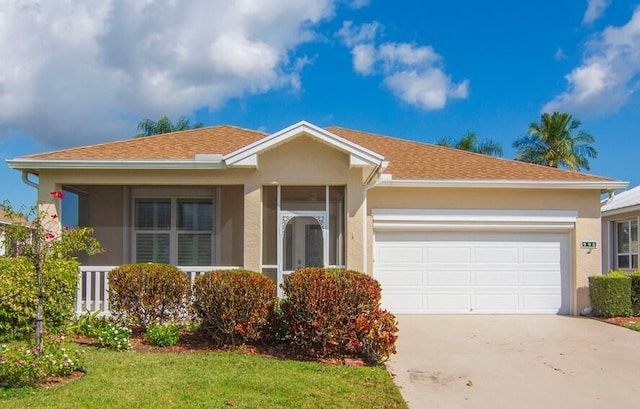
[602,189,616,205]
[21,171,39,189]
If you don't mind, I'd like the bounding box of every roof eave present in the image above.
[373,178,629,190]
[6,158,227,171]
[602,204,640,217]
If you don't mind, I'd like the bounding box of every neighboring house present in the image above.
[0,208,10,256]
[6,121,626,315]
[601,185,640,272]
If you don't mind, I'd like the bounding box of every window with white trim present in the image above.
[615,220,638,269]
[134,197,214,265]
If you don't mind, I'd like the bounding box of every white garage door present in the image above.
[374,231,570,314]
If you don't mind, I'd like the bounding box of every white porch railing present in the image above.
[76,266,240,316]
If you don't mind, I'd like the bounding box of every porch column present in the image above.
[37,176,63,236]
[346,168,365,273]
[243,181,261,271]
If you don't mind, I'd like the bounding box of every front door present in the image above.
[278,212,327,296]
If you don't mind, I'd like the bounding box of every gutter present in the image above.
[372,178,629,191]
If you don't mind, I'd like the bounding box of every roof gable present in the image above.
[224,121,385,169]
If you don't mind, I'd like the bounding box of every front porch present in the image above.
[76,265,240,315]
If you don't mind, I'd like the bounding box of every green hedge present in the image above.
[589,271,632,318]
[630,272,640,315]
[0,257,79,341]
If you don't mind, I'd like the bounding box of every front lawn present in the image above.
[1,348,407,408]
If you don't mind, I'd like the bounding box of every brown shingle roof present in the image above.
[24,125,267,160]
[20,123,615,182]
[327,126,614,182]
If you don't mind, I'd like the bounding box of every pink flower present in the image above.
[51,214,58,219]
[45,232,55,240]
[50,190,65,199]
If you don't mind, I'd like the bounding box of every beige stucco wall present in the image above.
[601,209,640,272]
[367,187,603,315]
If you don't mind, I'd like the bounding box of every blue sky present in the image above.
[1,0,639,209]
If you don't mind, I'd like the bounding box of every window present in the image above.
[615,220,638,269]
[134,197,214,265]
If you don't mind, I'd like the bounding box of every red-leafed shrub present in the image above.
[193,270,276,346]
[280,267,398,364]
[108,263,191,329]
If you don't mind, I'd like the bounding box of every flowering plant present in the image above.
[1,191,102,352]
[0,332,84,386]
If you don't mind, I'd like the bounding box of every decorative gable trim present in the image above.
[223,120,385,169]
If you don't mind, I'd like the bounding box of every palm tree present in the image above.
[436,132,503,157]
[136,116,203,137]
[513,112,597,171]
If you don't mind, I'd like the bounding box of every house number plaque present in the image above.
[581,241,597,249]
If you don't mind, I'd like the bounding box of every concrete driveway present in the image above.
[387,315,640,409]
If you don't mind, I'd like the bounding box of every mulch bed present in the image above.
[602,316,639,326]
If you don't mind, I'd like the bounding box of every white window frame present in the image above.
[613,218,639,270]
[131,187,215,266]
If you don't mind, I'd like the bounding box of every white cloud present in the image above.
[0,0,334,147]
[583,0,610,25]
[338,22,468,110]
[336,20,382,47]
[555,47,567,61]
[352,44,377,75]
[544,6,640,115]
[347,0,370,9]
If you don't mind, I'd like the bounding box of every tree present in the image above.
[135,116,203,137]
[436,131,504,157]
[513,112,597,171]
[1,192,102,352]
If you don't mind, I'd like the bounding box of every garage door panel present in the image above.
[475,271,519,286]
[522,294,562,312]
[376,246,423,264]
[374,231,570,315]
[376,268,424,287]
[474,247,519,263]
[427,270,472,286]
[427,294,472,312]
[426,247,471,263]
[521,273,561,287]
[381,293,424,313]
[474,294,520,311]
[521,246,561,263]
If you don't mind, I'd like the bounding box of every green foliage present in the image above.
[108,263,191,330]
[193,270,276,347]
[136,116,203,137]
[70,312,131,350]
[513,111,597,171]
[589,271,632,318]
[630,272,640,315]
[0,335,84,387]
[145,322,182,347]
[280,268,398,364]
[0,257,79,342]
[436,131,503,157]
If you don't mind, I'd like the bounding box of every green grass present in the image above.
[624,320,640,332]
[1,348,407,408]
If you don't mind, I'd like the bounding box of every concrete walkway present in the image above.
[387,315,640,409]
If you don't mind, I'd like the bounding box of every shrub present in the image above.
[108,263,190,330]
[145,322,182,347]
[589,271,632,318]
[630,272,640,315]
[0,335,84,386]
[193,270,276,346]
[69,311,131,350]
[280,268,398,364]
[0,257,79,342]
